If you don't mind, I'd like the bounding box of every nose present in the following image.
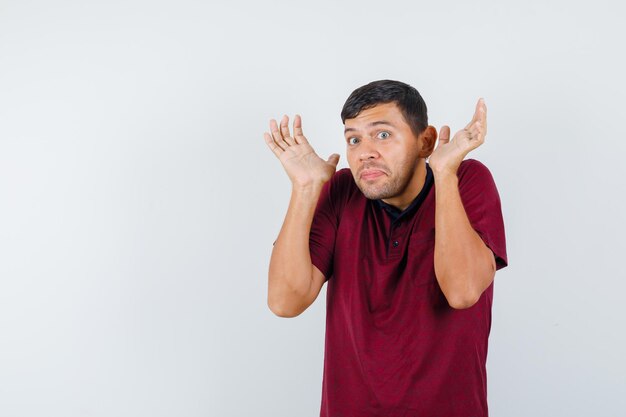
[359,141,380,162]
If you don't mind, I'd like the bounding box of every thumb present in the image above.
[327,153,340,167]
[438,125,451,145]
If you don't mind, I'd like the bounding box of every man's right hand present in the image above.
[264,114,340,188]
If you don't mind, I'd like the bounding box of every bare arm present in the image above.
[263,115,339,317]
[268,184,327,317]
[428,98,496,309]
[433,173,496,309]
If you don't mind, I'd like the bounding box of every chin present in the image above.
[357,181,395,200]
[357,171,413,201]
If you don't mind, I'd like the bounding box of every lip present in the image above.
[360,169,386,180]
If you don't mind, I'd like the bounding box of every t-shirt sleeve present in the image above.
[308,175,339,281]
[458,159,508,270]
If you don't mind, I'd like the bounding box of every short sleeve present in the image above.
[457,159,508,270]
[307,175,340,281]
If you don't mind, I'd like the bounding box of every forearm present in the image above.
[267,183,322,312]
[433,172,495,309]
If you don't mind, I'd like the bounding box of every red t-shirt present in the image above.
[309,158,508,417]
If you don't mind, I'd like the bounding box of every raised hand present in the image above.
[428,98,488,176]
[264,114,340,188]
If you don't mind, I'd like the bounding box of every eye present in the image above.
[377,131,390,140]
[347,137,359,145]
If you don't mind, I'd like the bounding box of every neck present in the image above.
[381,160,427,211]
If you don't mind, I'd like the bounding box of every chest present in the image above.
[332,192,438,300]
[336,192,435,259]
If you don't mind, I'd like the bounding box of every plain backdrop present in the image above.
[1,0,625,416]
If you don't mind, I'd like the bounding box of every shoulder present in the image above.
[334,167,355,182]
[458,158,491,175]
[456,159,503,202]
[320,167,362,212]
[326,167,357,192]
[457,158,496,184]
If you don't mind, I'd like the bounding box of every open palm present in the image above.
[264,115,340,188]
[429,98,488,175]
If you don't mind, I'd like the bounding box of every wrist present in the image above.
[291,181,325,195]
[432,169,459,184]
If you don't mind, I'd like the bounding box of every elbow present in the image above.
[444,282,481,310]
[445,289,480,310]
[438,267,493,310]
[267,292,304,318]
[267,271,313,318]
[267,302,303,318]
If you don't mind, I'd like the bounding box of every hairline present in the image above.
[343,101,425,138]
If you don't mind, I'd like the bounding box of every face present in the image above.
[343,102,432,205]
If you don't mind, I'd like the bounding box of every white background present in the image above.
[1,0,625,416]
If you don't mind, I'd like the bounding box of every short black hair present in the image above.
[340,79,428,138]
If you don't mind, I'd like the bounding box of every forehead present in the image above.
[344,102,407,131]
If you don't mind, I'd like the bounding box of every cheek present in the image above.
[346,155,359,175]
[386,149,408,167]
[389,154,415,177]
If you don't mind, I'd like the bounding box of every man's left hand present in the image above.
[428,98,488,176]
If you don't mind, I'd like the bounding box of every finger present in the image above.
[293,114,309,144]
[326,153,340,167]
[479,98,487,136]
[475,120,485,142]
[464,98,484,130]
[264,132,283,157]
[270,118,289,150]
[438,125,451,146]
[468,121,484,143]
[280,115,296,146]
[475,119,484,133]
[474,98,487,129]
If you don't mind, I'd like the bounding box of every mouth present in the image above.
[360,169,386,180]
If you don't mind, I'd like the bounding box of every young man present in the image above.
[263,80,508,416]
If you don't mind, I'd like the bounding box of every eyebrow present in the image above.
[344,120,396,134]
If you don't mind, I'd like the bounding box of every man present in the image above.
[263,80,508,416]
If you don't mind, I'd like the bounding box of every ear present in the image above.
[417,125,437,158]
